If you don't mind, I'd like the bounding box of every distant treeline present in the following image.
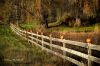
[36,0,100,27]
[0,0,100,26]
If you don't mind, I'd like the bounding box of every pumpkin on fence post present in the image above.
[86,38,92,66]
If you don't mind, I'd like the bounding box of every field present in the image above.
[0,24,76,66]
[19,22,100,44]
[11,23,100,66]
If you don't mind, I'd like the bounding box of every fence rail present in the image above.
[10,24,100,66]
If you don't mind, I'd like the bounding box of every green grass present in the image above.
[19,23,33,30]
[19,20,100,32]
[0,24,33,65]
[58,25,95,32]
[0,24,64,66]
[0,24,31,51]
[19,21,41,30]
[51,23,100,32]
[45,24,99,33]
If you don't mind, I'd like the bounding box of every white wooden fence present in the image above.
[10,24,100,66]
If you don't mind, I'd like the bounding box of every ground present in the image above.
[0,24,75,66]
[19,22,100,44]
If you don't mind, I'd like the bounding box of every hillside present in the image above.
[0,24,76,66]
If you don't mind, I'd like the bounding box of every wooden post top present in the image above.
[86,38,91,44]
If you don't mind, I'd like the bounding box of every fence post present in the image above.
[29,31,33,45]
[22,30,26,40]
[41,32,44,50]
[31,32,33,41]
[26,31,29,43]
[24,30,27,40]
[49,34,52,50]
[61,36,66,61]
[36,32,38,43]
[25,31,27,39]
[86,38,92,66]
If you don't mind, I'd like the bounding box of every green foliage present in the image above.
[20,23,33,30]
[19,21,41,30]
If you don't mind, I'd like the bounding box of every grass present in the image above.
[19,20,100,33]
[57,25,95,32]
[19,23,33,30]
[0,24,32,65]
[44,23,100,33]
[0,24,68,66]
[0,25,99,66]
[19,21,41,30]
[0,24,30,51]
